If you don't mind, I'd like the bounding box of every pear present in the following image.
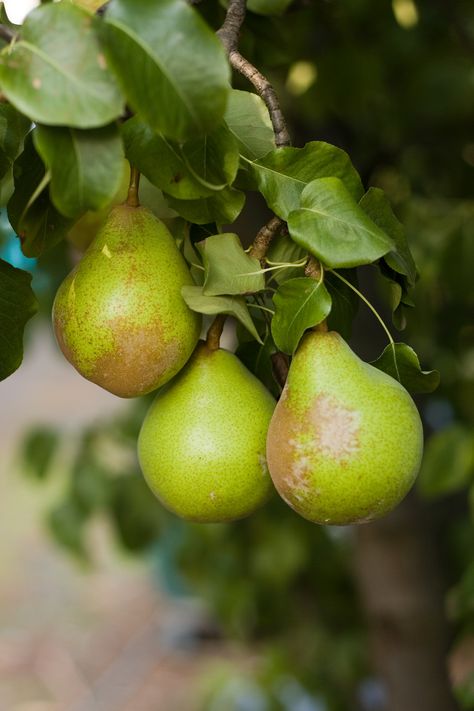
[266,331,423,525]
[53,204,201,398]
[138,341,276,522]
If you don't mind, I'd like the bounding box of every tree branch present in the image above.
[216,0,246,53]
[217,0,291,262]
[228,51,291,148]
[249,215,284,262]
[217,0,291,387]
[0,25,15,44]
[217,0,291,148]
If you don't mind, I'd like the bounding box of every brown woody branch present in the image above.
[217,0,291,263]
[228,51,291,148]
[218,0,291,386]
[0,25,15,44]
[217,0,290,148]
[249,215,284,262]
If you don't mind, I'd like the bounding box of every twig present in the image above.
[271,352,290,388]
[304,255,322,280]
[217,0,291,386]
[249,215,284,262]
[216,0,246,52]
[229,52,291,147]
[217,0,290,148]
[0,25,15,44]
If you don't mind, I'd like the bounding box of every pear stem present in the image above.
[126,165,141,207]
[206,314,226,351]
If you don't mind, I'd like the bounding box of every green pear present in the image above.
[266,331,423,525]
[138,341,276,522]
[53,204,201,398]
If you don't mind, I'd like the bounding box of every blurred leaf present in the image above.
[245,141,364,220]
[224,89,275,160]
[0,258,37,380]
[271,277,331,355]
[182,285,262,342]
[288,178,394,268]
[167,186,245,226]
[247,0,293,15]
[449,562,474,621]
[0,3,124,127]
[418,425,474,499]
[102,0,229,141]
[198,233,265,296]
[454,671,474,711]
[8,133,72,256]
[0,105,31,181]
[34,123,124,219]
[372,342,440,394]
[21,427,59,480]
[71,448,111,514]
[48,500,89,560]
[110,474,163,552]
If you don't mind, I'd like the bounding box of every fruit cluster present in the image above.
[53,199,423,526]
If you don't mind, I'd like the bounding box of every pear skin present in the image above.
[53,204,201,397]
[138,342,276,522]
[266,331,423,525]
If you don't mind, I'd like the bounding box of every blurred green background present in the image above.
[1,0,473,709]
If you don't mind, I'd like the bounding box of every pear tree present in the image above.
[0,0,440,525]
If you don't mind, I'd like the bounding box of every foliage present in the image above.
[2,0,473,708]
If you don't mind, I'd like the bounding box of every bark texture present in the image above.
[354,493,458,711]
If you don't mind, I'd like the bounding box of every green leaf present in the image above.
[325,268,359,340]
[0,104,31,181]
[123,117,209,200]
[245,141,364,220]
[0,258,37,380]
[265,232,306,284]
[182,285,262,343]
[102,0,230,142]
[167,186,245,226]
[371,342,440,394]
[418,425,474,498]
[34,123,124,219]
[360,187,417,285]
[271,277,331,355]
[288,177,394,268]
[378,260,414,330]
[181,123,239,193]
[247,0,293,15]
[123,119,239,199]
[0,3,124,127]
[236,335,280,397]
[198,232,265,296]
[7,134,72,257]
[224,89,275,160]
